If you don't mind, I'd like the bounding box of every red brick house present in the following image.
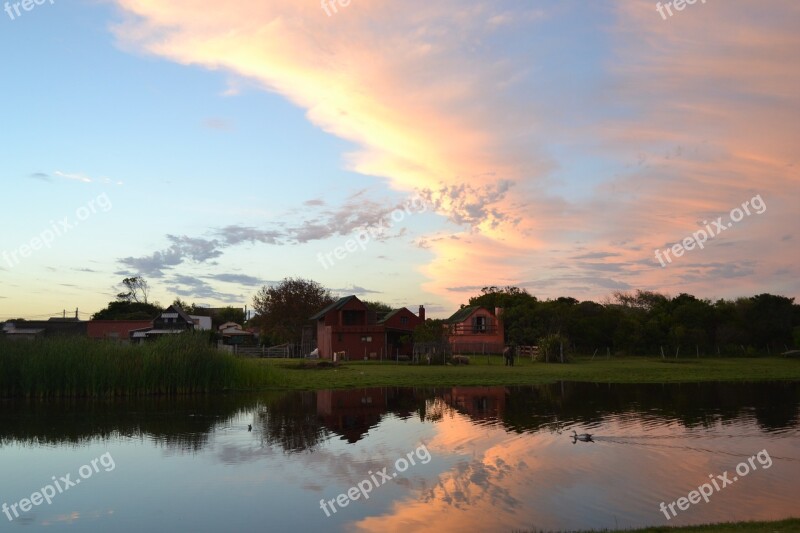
[446,306,504,354]
[311,295,423,360]
[87,320,153,342]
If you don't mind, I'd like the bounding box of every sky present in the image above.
[1,0,798,320]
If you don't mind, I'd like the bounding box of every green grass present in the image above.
[260,355,800,390]
[3,339,799,396]
[0,335,274,398]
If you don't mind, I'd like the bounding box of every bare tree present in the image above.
[117,276,150,304]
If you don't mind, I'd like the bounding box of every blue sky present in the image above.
[1,0,798,319]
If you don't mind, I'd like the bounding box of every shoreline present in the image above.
[259,356,800,391]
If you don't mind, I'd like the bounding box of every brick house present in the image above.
[311,295,423,360]
[445,306,504,354]
[88,320,153,342]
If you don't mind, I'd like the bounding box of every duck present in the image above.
[571,430,593,442]
[248,424,252,432]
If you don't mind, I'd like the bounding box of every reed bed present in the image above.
[0,334,274,398]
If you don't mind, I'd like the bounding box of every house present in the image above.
[217,322,257,346]
[445,306,504,354]
[190,315,212,331]
[88,320,154,342]
[1,318,87,340]
[311,295,423,360]
[130,305,195,343]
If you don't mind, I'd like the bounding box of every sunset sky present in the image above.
[1,0,798,320]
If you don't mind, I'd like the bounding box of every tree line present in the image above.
[90,277,800,356]
[470,286,800,356]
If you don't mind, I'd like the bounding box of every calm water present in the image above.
[1,383,799,532]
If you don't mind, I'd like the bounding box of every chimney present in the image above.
[495,307,503,318]
[419,305,426,321]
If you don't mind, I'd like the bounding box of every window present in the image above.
[473,315,487,333]
[361,336,372,342]
[343,310,360,325]
[401,316,408,326]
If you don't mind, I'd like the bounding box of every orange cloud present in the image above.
[111,0,800,305]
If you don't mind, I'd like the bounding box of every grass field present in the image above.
[0,335,274,397]
[606,517,800,532]
[260,354,800,390]
[2,338,798,396]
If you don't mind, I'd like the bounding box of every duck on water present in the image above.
[571,430,593,443]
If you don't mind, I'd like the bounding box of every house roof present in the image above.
[446,306,484,323]
[378,308,411,324]
[310,295,358,321]
[163,305,194,324]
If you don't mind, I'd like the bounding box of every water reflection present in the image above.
[2,382,799,453]
[1,382,798,532]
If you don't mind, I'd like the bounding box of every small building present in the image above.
[311,296,423,360]
[1,318,87,340]
[88,320,154,342]
[445,306,504,354]
[190,315,212,331]
[218,322,257,346]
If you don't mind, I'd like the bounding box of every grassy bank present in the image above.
[601,517,800,532]
[260,355,800,390]
[3,340,799,396]
[520,517,800,532]
[0,335,274,398]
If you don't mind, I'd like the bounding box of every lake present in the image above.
[1,382,798,532]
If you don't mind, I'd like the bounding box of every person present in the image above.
[503,345,512,366]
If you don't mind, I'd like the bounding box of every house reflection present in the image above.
[315,387,508,443]
[316,389,388,443]
[439,386,507,421]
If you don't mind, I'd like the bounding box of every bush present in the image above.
[538,334,570,363]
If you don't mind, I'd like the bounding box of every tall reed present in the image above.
[0,334,274,398]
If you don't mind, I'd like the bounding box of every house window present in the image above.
[343,310,359,325]
[401,316,408,326]
[337,333,343,342]
[361,336,372,342]
[473,316,487,333]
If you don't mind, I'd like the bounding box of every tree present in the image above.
[468,286,538,345]
[117,276,150,304]
[413,318,447,343]
[172,298,197,314]
[362,300,393,315]
[92,300,162,320]
[216,306,246,326]
[252,278,336,344]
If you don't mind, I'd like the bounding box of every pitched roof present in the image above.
[309,295,358,321]
[446,306,481,324]
[165,305,194,324]
[376,309,399,323]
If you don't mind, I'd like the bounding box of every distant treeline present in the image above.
[467,287,800,356]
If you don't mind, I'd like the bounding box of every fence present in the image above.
[220,341,315,358]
